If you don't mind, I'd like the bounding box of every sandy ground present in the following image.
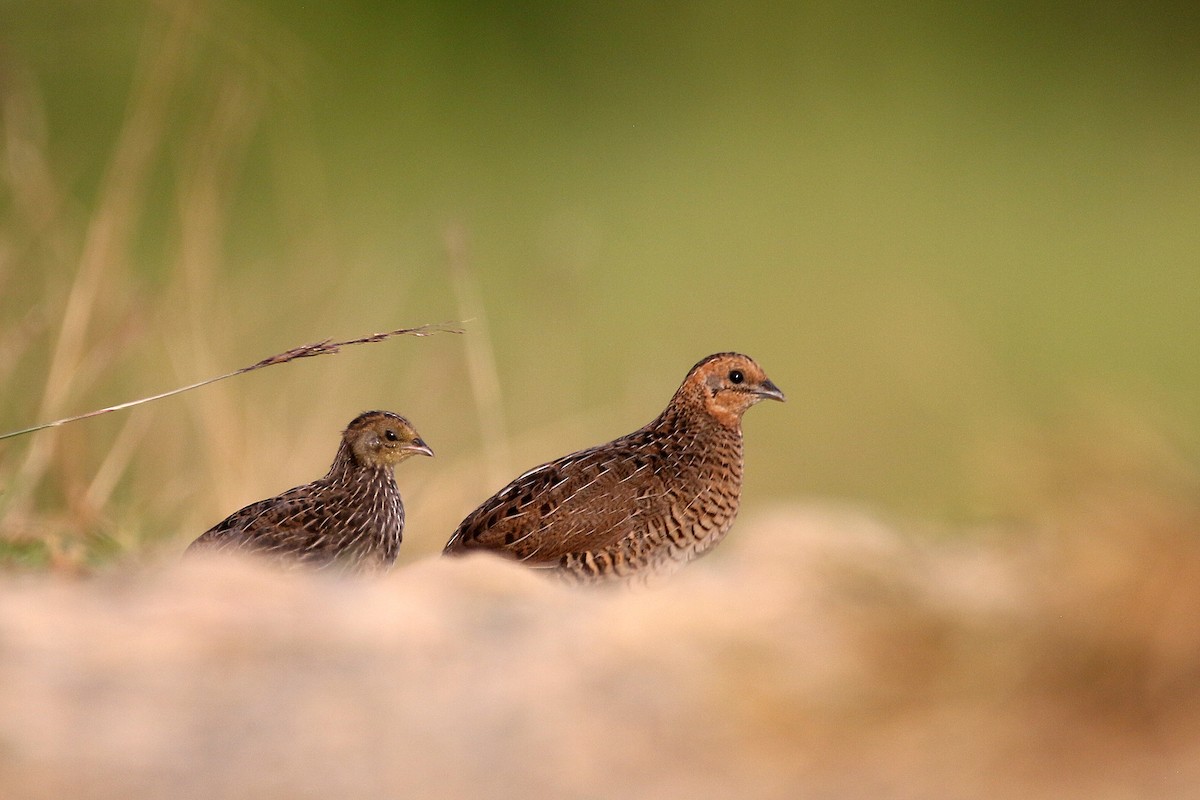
[1,503,1198,799]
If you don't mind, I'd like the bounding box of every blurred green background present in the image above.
[1,1,1198,565]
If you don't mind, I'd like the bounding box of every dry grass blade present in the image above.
[2,5,197,522]
[0,322,462,442]
[445,224,511,487]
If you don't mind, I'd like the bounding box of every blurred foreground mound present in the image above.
[1,499,1199,799]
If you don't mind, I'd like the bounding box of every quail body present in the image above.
[187,410,433,574]
[444,353,784,584]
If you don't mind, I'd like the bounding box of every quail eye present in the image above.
[384,429,399,442]
[729,369,744,385]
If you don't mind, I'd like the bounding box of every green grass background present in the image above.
[1,1,1198,564]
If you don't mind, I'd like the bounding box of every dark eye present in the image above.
[729,369,744,385]
[384,429,399,442]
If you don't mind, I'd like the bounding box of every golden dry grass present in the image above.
[0,2,464,565]
[4,0,1199,565]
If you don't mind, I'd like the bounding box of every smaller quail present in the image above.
[444,353,784,585]
[186,410,432,574]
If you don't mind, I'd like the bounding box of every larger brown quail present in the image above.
[186,410,433,574]
[444,353,784,584]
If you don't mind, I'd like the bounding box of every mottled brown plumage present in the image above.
[187,410,433,574]
[444,353,784,584]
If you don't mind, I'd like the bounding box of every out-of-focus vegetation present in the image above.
[1,1,1198,565]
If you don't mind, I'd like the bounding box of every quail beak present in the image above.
[405,438,435,458]
[754,378,786,403]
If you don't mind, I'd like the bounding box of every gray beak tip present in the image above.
[408,439,435,458]
[757,378,786,403]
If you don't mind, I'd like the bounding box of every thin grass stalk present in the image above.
[0,323,462,443]
[445,224,510,488]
